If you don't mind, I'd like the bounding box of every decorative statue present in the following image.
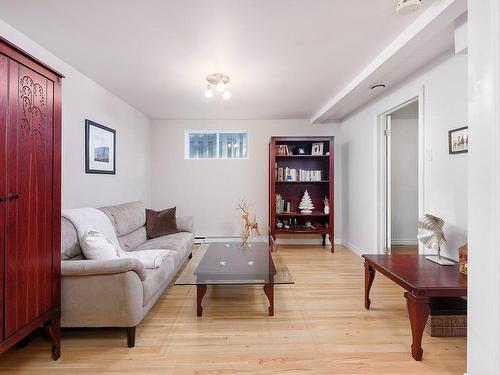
[237,199,261,245]
[323,196,330,215]
[299,190,315,213]
[417,214,453,266]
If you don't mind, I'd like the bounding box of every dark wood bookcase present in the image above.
[269,136,334,252]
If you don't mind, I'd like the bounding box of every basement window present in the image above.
[185,130,248,159]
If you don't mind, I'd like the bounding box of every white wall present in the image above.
[391,117,418,244]
[341,50,468,258]
[467,0,500,373]
[0,19,152,208]
[151,119,342,242]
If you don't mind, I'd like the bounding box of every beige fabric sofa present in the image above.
[60,201,194,347]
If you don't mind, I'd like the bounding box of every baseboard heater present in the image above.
[194,236,206,244]
[194,235,268,245]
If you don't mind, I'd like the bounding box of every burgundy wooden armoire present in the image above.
[0,37,62,360]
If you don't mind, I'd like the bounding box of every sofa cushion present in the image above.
[61,217,82,260]
[141,251,177,305]
[99,201,146,237]
[81,229,121,260]
[145,207,178,239]
[118,227,147,252]
[135,232,194,267]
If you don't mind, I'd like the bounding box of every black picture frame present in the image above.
[448,126,468,155]
[85,119,116,174]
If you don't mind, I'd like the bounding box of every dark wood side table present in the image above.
[362,254,467,361]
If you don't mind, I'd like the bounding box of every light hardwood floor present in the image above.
[0,245,466,374]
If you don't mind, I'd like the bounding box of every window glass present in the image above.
[186,131,247,159]
[188,133,217,159]
[218,132,248,159]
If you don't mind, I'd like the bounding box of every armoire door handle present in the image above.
[8,193,19,200]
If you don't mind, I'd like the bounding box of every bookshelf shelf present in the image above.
[275,180,329,184]
[275,155,330,159]
[269,136,334,251]
[276,211,329,217]
[275,227,329,235]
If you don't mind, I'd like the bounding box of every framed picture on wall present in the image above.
[85,119,116,174]
[448,126,468,154]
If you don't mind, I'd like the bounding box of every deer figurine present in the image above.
[237,199,261,245]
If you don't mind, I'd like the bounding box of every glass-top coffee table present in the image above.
[175,241,293,316]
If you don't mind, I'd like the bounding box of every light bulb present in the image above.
[216,81,225,92]
[205,87,214,98]
[222,90,231,100]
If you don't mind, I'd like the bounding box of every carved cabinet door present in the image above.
[4,59,55,337]
[0,54,7,342]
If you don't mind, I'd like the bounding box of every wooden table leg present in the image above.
[404,292,429,361]
[197,285,207,317]
[44,308,61,360]
[263,284,274,316]
[364,261,375,309]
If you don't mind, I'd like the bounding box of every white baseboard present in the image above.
[391,238,418,245]
[276,237,342,245]
[194,235,342,246]
[341,240,365,257]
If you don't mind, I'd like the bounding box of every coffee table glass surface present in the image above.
[175,241,293,285]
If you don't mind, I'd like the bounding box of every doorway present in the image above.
[379,98,421,254]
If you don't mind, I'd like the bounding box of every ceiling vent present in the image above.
[396,0,422,14]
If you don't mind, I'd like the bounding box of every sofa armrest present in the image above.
[62,258,146,281]
[177,216,194,233]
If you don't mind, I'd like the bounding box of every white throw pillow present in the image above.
[81,229,120,260]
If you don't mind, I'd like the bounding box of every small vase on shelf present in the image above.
[323,196,330,215]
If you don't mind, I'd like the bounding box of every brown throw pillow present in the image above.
[145,207,178,239]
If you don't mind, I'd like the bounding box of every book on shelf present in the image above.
[275,167,323,182]
[275,145,290,156]
[275,194,296,214]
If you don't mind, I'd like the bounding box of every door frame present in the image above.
[376,88,425,254]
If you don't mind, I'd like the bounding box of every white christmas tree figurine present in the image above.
[299,190,315,213]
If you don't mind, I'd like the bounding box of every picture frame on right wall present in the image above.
[448,126,468,154]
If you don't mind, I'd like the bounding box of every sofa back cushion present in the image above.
[61,217,83,260]
[61,201,148,258]
[99,201,147,251]
[118,227,148,251]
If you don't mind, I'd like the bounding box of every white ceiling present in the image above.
[0,0,443,120]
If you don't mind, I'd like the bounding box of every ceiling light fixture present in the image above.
[396,0,422,14]
[205,86,214,98]
[205,73,231,99]
[370,84,386,91]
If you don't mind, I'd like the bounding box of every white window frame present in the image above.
[184,129,249,160]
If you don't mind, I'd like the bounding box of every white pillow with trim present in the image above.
[81,229,120,260]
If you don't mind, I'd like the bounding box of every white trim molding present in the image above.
[341,240,366,257]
